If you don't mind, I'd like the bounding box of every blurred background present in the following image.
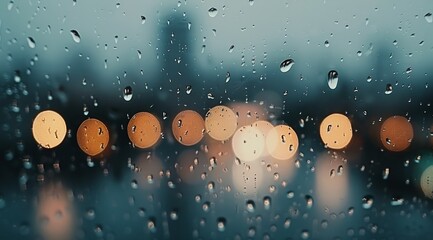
[1,0,433,239]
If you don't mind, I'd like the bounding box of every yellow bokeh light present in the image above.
[231,125,265,162]
[252,120,274,157]
[36,183,74,240]
[205,105,238,141]
[127,112,161,149]
[229,103,266,128]
[76,118,109,156]
[315,152,349,211]
[231,161,264,196]
[380,115,413,152]
[32,110,67,149]
[420,165,433,199]
[266,125,299,161]
[320,113,353,149]
[172,110,205,146]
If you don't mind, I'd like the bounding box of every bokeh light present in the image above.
[127,112,161,149]
[380,116,413,152]
[231,161,264,196]
[266,125,299,161]
[172,110,205,146]
[231,125,265,162]
[252,120,274,157]
[76,118,110,156]
[420,165,433,199]
[36,183,74,240]
[175,149,208,184]
[205,105,238,141]
[319,113,353,150]
[32,110,67,149]
[229,103,266,128]
[134,152,163,189]
[315,152,349,212]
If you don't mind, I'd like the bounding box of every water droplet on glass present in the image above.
[425,13,433,23]
[70,30,81,43]
[367,76,372,82]
[147,218,156,232]
[324,40,330,47]
[280,59,295,73]
[186,85,192,94]
[405,67,412,74]
[390,197,404,206]
[225,72,231,82]
[327,70,338,90]
[305,195,313,209]
[284,218,291,228]
[208,7,218,17]
[217,217,226,232]
[263,196,271,210]
[385,84,393,94]
[170,210,178,220]
[383,168,389,180]
[362,195,374,209]
[123,86,133,101]
[246,200,255,213]
[229,45,234,53]
[131,179,138,189]
[14,71,21,83]
[301,230,310,239]
[27,37,36,48]
[7,1,14,11]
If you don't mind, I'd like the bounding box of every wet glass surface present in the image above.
[1,0,433,239]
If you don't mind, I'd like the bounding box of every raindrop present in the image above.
[27,37,36,48]
[14,71,21,83]
[208,7,218,17]
[283,218,291,228]
[366,76,372,82]
[207,181,215,192]
[170,210,178,220]
[305,195,313,208]
[362,195,374,209]
[229,45,234,53]
[405,67,412,74]
[390,197,404,206]
[70,30,81,43]
[425,13,433,23]
[131,179,138,189]
[123,86,133,101]
[301,230,310,239]
[385,84,393,94]
[186,85,192,94]
[86,208,96,220]
[217,217,226,232]
[7,1,13,11]
[246,200,255,213]
[263,196,271,210]
[225,72,231,82]
[147,218,157,232]
[280,59,295,73]
[383,168,389,180]
[327,70,338,90]
[324,40,330,47]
